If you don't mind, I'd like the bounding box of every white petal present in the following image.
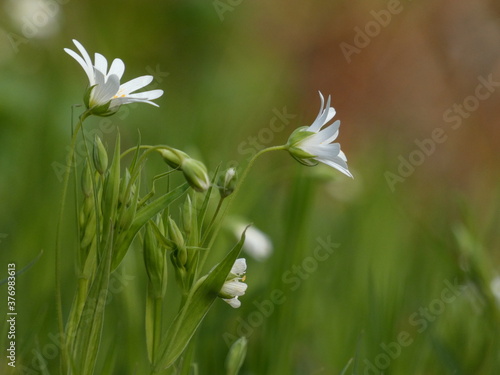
[221,280,247,296]
[108,58,125,79]
[72,40,93,74]
[111,97,160,107]
[309,120,340,145]
[308,92,327,132]
[91,71,120,106]
[119,75,154,95]
[127,89,164,100]
[304,142,341,160]
[323,107,337,126]
[223,297,241,308]
[94,53,108,75]
[64,48,95,85]
[337,149,347,162]
[309,95,332,132]
[231,258,247,275]
[318,156,353,178]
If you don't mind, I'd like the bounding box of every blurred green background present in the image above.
[1,0,500,374]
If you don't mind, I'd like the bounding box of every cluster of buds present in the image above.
[78,162,98,274]
[158,148,210,192]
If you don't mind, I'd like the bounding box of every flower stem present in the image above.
[55,110,89,373]
[203,145,286,257]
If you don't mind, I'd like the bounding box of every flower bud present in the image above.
[181,158,210,192]
[93,135,108,174]
[81,162,93,197]
[225,337,247,375]
[218,167,237,198]
[158,148,189,169]
[168,217,187,266]
[168,217,184,250]
[182,195,194,235]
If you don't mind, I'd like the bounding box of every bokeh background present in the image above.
[1,0,500,374]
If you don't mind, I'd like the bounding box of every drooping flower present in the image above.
[64,39,163,116]
[219,258,247,308]
[286,92,353,178]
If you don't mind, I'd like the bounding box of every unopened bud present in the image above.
[168,217,187,266]
[182,195,194,234]
[81,162,93,197]
[158,148,189,169]
[225,337,247,375]
[218,167,237,198]
[168,217,185,250]
[182,158,210,192]
[93,135,108,174]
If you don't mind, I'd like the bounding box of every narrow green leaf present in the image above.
[128,131,142,173]
[197,164,221,241]
[112,183,189,270]
[72,231,113,375]
[145,282,162,364]
[339,358,353,375]
[153,228,247,372]
[101,133,121,253]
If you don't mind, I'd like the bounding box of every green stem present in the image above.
[55,110,89,374]
[152,296,163,365]
[201,197,225,246]
[202,145,286,261]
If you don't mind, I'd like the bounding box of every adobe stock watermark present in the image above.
[5,0,70,54]
[52,65,169,182]
[385,73,500,192]
[16,269,135,374]
[221,106,297,173]
[363,278,469,374]
[340,0,411,63]
[222,235,339,346]
[213,0,244,22]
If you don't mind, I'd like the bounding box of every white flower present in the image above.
[64,39,163,115]
[286,92,353,178]
[220,258,247,308]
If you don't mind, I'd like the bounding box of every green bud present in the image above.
[181,158,210,192]
[93,135,108,174]
[119,169,135,206]
[158,148,189,169]
[182,195,194,234]
[218,167,237,198]
[168,217,187,267]
[225,337,247,375]
[168,217,185,249]
[81,162,93,197]
[80,210,96,249]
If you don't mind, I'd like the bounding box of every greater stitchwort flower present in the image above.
[219,258,247,308]
[286,92,353,178]
[64,39,163,116]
